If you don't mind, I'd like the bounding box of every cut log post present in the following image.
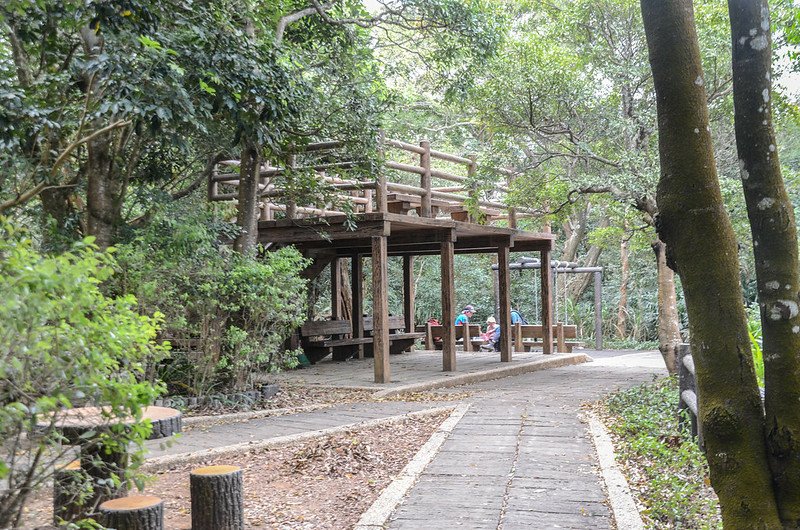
[190,465,244,530]
[53,460,84,525]
[99,495,164,530]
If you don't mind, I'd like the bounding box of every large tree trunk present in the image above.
[640,0,780,526]
[652,239,680,374]
[729,1,800,524]
[86,129,124,250]
[233,143,261,254]
[615,235,629,339]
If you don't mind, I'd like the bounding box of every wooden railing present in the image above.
[208,138,531,226]
[678,343,702,447]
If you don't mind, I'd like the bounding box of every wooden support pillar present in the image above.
[497,243,512,362]
[403,256,415,332]
[331,259,342,319]
[541,247,554,354]
[420,140,432,217]
[556,322,566,353]
[441,239,456,371]
[351,254,364,359]
[594,270,603,350]
[372,236,390,383]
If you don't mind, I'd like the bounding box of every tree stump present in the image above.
[53,460,84,524]
[99,495,163,530]
[190,465,244,530]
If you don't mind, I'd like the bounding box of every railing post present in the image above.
[285,154,297,219]
[467,154,478,223]
[420,139,432,217]
[508,207,518,229]
[364,189,374,213]
[376,132,387,213]
[259,160,270,221]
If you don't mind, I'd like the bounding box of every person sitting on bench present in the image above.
[454,305,476,326]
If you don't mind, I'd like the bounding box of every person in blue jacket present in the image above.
[455,305,476,326]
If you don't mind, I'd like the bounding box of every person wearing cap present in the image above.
[481,316,497,342]
[454,305,476,326]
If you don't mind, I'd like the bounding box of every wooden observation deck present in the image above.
[209,139,557,383]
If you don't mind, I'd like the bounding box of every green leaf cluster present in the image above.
[0,219,167,527]
[109,209,310,395]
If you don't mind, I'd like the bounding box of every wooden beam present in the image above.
[541,248,554,354]
[257,221,388,243]
[351,254,364,359]
[331,258,341,319]
[498,243,513,362]
[372,236,390,383]
[441,240,456,371]
[403,256,415,333]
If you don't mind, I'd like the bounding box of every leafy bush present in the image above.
[603,377,721,529]
[111,211,309,395]
[0,222,167,528]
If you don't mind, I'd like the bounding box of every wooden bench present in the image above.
[363,316,425,357]
[513,323,583,353]
[299,317,424,363]
[423,324,483,352]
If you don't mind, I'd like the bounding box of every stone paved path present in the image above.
[146,350,664,528]
[387,351,664,529]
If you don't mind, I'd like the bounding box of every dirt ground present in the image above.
[20,412,449,529]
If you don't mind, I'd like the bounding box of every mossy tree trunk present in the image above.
[233,142,261,254]
[729,1,800,525]
[640,0,781,526]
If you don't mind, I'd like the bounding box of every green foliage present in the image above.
[604,377,721,529]
[0,220,167,528]
[110,209,309,394]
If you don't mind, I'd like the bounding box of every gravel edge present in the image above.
[585,410,645,530]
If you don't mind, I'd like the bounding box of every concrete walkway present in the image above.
[146,350,665,528]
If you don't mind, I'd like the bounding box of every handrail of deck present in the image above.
[208,138,531,226]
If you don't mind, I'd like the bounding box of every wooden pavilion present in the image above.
[210,138,557,383]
